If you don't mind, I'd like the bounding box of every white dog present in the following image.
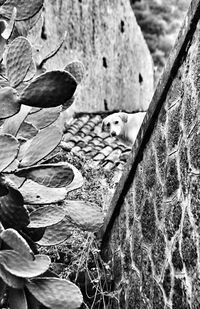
[102,112,146,146]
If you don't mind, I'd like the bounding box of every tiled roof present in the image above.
[60,114,132,170]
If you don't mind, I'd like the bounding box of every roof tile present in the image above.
[61,113,132,170]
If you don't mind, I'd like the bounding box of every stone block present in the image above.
[141,199,156,244]
[164,198,182,240]
[163,264,172,299]
[154,179,164,221]
[179,140,189,197]
[134,166,146,218]
[172,240,183,272]
[154,130,167,180]
[144,147,157,191]
[190,175,200,233]
[152,230,166,276]
[167,102,182,153]
[127,271,141,309]
[153,280,165,309]
[166,67,184,109]
[165,156,179,198]
[172,278,190,309]
[132,220,143,270]
[182,211,197,273]
[141,251,153,300]
[189,131,200,171]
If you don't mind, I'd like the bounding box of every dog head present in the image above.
[102,112,128,137]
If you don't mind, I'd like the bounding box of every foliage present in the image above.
[0,1,105,308]
[131,0,189,77]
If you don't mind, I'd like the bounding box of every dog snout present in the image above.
[111,131,117,137]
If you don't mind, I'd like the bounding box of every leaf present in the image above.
[8,288,28,309]
[25,289,40,309]
[6,36,32,87]
[1,7,17,40]
[19,70,77,108]
[0,180,29,229]
[17,121,38,140]
[23,58,36,82]
[26,278,83,309]
[25,106,62,129]
[0,87,20,119]
[19,125,62,167]
[3,158,19,173]
[0,264,25,288]
[15,163,74,188]
[1,105,32,136]
[19,180,68,205]
[0,250,50,278]
[0,0,44,21]
[0,228,34,260]
[37,217,73,246]
[0,134,19,172]
[28,205,66,228]
[65,162,84,193]
[64,61,85,84]
[62,200,104,232]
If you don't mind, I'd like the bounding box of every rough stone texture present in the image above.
[101,2,200,308]
[28,0,154,113]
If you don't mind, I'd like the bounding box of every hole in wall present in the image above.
[139,73,143,84]
[41,20,47,40]
[102,57,107,68]
[104,99,108,111]
[120,20,125,33]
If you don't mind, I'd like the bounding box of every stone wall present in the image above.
[100,1,200,308]
[28,0,153,113]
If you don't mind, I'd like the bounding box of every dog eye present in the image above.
[106,123,110,128]
[114,121,119,125]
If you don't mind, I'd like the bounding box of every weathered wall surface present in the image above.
[28,0,153,112]
[101,2,200,308]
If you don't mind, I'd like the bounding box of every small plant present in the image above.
[0,1,104,308]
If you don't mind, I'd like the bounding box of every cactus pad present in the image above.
[0,180,29,229]
[0,0,44,21]
[26,278,83,309]
[6,37,32,87]
[24,59,36,82]
[17,121,38,140]
[62,200,104,232]
[37,217,73,246]
[28,205,66,228]
[0,87,20,119]
[15,163,74,188]
[0,265,25,288]
[1,105,32,136]
[19,70,77,108]
[19,125,62,167]
[64,61,85,84]
[0,251,50,278]
[19,180,68,204]
[25,106,62,129]
[1,7,16,40]
[0,134,19,172]
[0,228,34,260]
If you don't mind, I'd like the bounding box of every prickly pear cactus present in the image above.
[0,3,105,307]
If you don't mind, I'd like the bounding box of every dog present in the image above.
[102,111,146,146]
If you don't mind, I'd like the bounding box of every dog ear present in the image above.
[119,112,128,123]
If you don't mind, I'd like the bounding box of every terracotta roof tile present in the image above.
[61,113,132,170]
